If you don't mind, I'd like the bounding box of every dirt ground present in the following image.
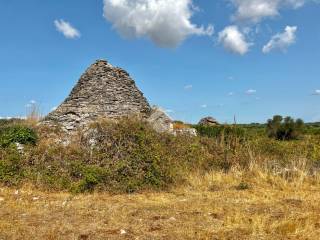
[1,171,320,240]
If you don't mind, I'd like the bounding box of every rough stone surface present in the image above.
[147,107,174,133]
[42,60,152,132]
[174,128,197,136]
[198,117,220,126]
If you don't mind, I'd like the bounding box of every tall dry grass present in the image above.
[1,165,320,239]
[25,102,42,126]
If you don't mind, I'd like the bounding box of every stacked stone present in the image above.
[43,60,152,131]
[198,117,220,126]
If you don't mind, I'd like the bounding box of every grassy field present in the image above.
[1,168,320,240]
[1,118,320,239]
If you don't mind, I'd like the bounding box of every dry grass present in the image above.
[1,167,320,240]
[25,103,42,127]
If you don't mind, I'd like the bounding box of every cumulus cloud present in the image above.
[54,19,81,39]
[262,26,297,53]
[25,100,37,108]
[200,104,207,108]
[230,0,306,23]
[103,0,213,48]
[218,25,251,55]
[312,90,320,95]
[246,89,257,95]
[0,116,14,120]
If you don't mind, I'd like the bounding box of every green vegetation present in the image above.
[0,124,38,147]
[0,116,319,194]
[266,115,305,140]
[193,124,247,141]
[0,118,208,193]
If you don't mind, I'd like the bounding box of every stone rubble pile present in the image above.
[198,117,220,126]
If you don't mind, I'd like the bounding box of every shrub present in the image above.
[0,118,209,193]
[0,117,318,193]
[0,125,38,147]
[194,125,246,139]
[75,118,207,192]
[267,115,304,141]
[0,148,24,185]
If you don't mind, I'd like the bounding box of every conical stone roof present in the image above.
[43,60,152,131]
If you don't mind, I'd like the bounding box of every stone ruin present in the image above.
[43,59,173,132]
[198,117,220,127]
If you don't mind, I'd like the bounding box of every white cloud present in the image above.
[103,0,213,48]
[228,92,234,96]
[262,26,297,53]
[201,104,207,108]
[246,89,257,95]
[54,19,81,39]
[312,90,320,95]
[230,0,306,23]
[218,25,251,55]
[26,100,37,108]
[184,84,193,90]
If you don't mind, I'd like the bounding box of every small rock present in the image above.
[0,197,5,202]
[147,107,174,133]
[15,143,24,153]
[120,229,127,235]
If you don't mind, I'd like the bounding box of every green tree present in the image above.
[267,115,304,140]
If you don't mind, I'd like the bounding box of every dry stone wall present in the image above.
[43,60,152,131]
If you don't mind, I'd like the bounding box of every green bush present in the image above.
[0,125,38,147]
[0,148,24,185]
[194,125,247,140]
[0,118,208,193]
[267,115,304,141]
[1,117,319,193]
[74,118,205,193]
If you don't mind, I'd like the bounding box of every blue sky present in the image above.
[0,0,320,123]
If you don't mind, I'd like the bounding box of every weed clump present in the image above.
[0,147,24,185]
[0,125,38,147]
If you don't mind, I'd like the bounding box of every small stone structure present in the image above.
[43,60,154,131]
[147,107,174,133]
[198,117,220,126]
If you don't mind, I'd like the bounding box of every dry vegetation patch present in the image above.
[1,118,320,239]
[1,170,320,240]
